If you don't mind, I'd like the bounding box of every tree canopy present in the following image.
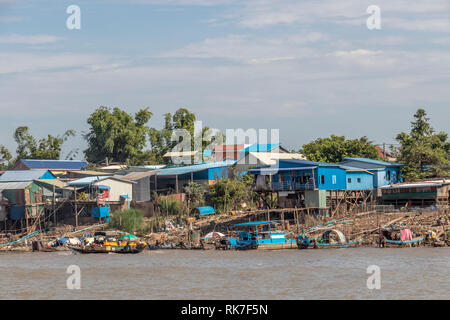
[84,106,153,164]
[0,126,75,169]
[300,135,379,163]
[149,108,223,164]
[394,109,450,180]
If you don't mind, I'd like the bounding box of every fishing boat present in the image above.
[69,233,146,254]
[216,221,296,250]
[383,237,424,248]
[380,228,423,248]
[296,229,361,249]
[68,243,146,254]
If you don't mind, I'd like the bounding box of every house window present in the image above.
[320,175,325,184]
[348,178,352,183]
[357,178,361,183]
[332,175,337,184]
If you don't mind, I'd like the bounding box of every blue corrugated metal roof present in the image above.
[249,166,318,174]
[195,206,215,215]
[244,143,281,152]
[343,158,404,167]
[235,221,276,226]
[279,159,331,166]
[0,170,55,182]
[19,159,88,170]
[156,160,236,176]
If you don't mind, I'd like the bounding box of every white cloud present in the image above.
[215,0,450,32]
[0,34,63,45]
[160,33,327,63]
[0,52,123,74]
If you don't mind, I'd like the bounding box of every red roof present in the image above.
[214,144,245,152]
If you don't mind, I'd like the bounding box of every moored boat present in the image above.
[216,221,296,250]
[68,232,146,254]
[296,229,360,249]
[383,237,424,248]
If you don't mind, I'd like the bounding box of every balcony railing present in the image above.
[269,181,315,191]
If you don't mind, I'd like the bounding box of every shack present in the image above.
[154,160,236,193]
[339,158,404,196]
[380,179,449,206]
[67,176,135,202]
[250,159,374,214]
[119,171,157,202]
[0,181,46,232]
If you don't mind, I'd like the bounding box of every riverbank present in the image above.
[1,208,449,251]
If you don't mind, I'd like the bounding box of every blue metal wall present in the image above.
[346,171,374,190]
[269,160,374,190]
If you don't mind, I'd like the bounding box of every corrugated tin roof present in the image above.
[129,165,166,170]
[280,159,329,166]
[380,179,450,189]
[240,152,306,165]
[163,151,198,157]
[244,143,281,152]
[249,166,318,174]
[214,144,245,151]
[19,159,88,170]
[71,170,111,176]
[0,170,52,182]
[0,181,33,191]
[120,171,157,181]
[34,179,68,189]
[156,160,236,176]
[68,176,135,187]
[343,157,404,167]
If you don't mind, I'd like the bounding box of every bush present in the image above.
[158,197,184,216]
[109,208,145,233]
[208,175,255,213]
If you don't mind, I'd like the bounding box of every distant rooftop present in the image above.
[156,160,236,176]
[342,157,403,167]
[0,169,55,182]
[15,159,88,170]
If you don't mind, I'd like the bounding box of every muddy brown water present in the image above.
[0,248,449,299]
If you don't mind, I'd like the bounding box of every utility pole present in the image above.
[52,185,56,227]
[74,186,78,230]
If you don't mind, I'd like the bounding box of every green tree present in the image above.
[208,174,255,213]
[12,126,75,160]
[184,182,207,208]
[301,135,379,163]
[394,109,450,180]
[84,106,153,164]
[0,145,12,170]
[149,107,223,163]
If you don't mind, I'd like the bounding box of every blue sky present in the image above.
[0,0,449,159]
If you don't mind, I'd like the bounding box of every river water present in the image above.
[0,248,449,299]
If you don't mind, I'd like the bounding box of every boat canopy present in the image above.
[234,221,276,227]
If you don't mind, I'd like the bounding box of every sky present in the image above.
[0,0,449,159]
